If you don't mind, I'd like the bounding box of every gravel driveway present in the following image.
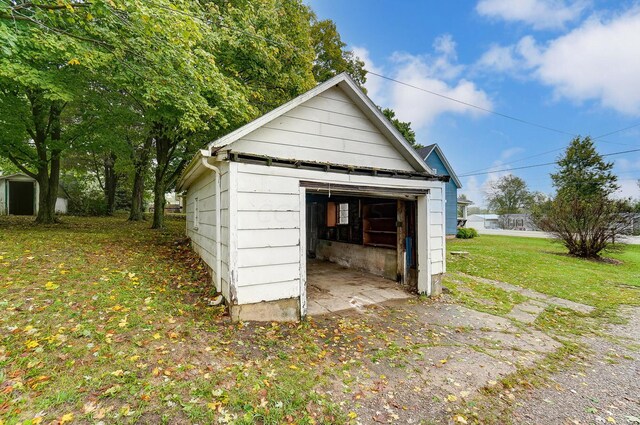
[513,306,640,425]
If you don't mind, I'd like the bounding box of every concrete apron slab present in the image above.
[306,259,412,316]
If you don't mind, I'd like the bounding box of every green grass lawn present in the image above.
[2,217,638,424]
[0,216,348,425]
[446,235,640,310]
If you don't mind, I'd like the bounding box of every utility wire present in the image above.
[368,71,580,137]
[594,121,640,139]
[14,0,640,178]
[458,148,640,177]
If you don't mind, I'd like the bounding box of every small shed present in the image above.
[416,144,462,236]
[177,73,449,322]
[467,214,500,230]
[0,173,68,216]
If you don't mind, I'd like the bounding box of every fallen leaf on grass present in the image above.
[59,413,73,424]
[44,282,59,290]
[454,414,468,424]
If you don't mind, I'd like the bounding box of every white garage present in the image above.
[177,73,449,321]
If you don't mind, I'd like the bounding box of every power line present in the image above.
[368,71,579,137]
[595,121,640,139]
[368,72,640,174]
[458,148,640,177]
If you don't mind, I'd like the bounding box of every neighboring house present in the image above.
[416,144,462,236]
[467,214,500,230]
[499,213,538,231]
[457,197,473,229]
[177,73,448,322]
[0,173,67,216]
[149,191,183,213]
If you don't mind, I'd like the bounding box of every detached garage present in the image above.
[0,173,68,216]
[177,73,449,322]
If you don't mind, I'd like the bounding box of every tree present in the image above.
[307,15,420,149]
[0,0,98,224]
[309,16,367,88]
[380,108,422,148]
[535,136,630,258]
[485,175,532,215]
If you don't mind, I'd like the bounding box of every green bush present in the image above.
[456,227,478,239]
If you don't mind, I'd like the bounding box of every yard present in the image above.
[446,235,640,310]
[0,217,638,424]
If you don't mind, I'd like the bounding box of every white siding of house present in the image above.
[230,162,446,305]
[55,197,68,214]
[184,162,231,300]
[229,86,415,172]
[0,180,5,215]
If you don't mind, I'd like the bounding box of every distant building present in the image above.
[457,197,473,229]
[499,213,538,231]
[0,173,67,216]
[467,214,500,230]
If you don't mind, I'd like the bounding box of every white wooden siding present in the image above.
[231,162,446,305]
[229,86,415,172]
[184,162,231,300]
[428,186,446,275]
[0,180,5,215]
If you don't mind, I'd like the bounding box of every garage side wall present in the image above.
[429,185,446,275]
[184,162,231,300]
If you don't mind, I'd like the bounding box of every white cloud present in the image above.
[477,8,640,116]
[475,36,540,73]
[533,9,640,115]
[476,0,588,30]
[615,178,640,200]
[352,35,493,132]
[352,46,386,103]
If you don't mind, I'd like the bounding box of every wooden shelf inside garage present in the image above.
[362,201,397,249]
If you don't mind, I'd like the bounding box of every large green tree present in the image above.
[486,174,532,215]
[535,136,629,258]
[0,6,97,223]
[309,15,366,88]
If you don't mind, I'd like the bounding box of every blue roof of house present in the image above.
[416,144,462,188]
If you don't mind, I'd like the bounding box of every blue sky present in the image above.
[308,0,640,206]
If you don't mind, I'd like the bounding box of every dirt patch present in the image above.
[545,251,625,265]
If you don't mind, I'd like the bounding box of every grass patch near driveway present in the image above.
[0,215,347,424]
[446,235,640,310]
[443,274,528,316]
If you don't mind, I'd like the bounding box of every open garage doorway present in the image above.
[303,187,419,316]
[9,181,35,216]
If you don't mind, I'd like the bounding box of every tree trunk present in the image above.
[152,174,167,229]
[104,152,118,216]
[30,93,63,225]
[150,123,191,229]
[128,136,152,221]
[151,128,169,229]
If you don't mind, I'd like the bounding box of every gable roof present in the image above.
[469,214,499,220]
[207,73,431,173]
[416,143,462,188]
[0,173,35,181]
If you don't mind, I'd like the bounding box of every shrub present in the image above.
[457,227,478,239]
